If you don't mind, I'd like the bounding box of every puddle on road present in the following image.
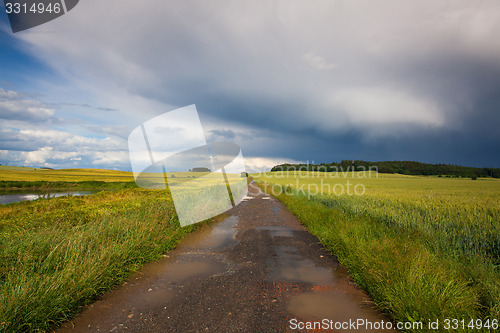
[268,245,334,285]
[260,225,391,330]
[288,292,395,332]
[257,226,295,238]
[57,257,230,333]
[257,223,394,332]
[57,215,240,332]
[138,214,239,281]
[177,215,239,251]
[138,259,225,282]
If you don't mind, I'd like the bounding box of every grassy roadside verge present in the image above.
[0,188,195,332]
[255,178,500,332]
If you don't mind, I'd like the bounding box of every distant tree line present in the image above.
[271,160,500,178]
[189,167,211,172]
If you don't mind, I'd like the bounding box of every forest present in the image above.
[271,160,500,178]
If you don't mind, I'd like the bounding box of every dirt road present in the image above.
[57,182,394,332]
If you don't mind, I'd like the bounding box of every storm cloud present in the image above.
[2,0,500,169]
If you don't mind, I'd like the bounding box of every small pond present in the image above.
[0,191,98,205]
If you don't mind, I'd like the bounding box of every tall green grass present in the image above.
[0,189,195,332]
[254,173,500,331]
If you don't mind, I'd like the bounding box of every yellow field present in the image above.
[0,166,247,186]
[0,165,135,182]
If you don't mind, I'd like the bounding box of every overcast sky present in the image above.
[1,0,500,172]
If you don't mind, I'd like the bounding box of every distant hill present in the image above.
[271,160,500,178]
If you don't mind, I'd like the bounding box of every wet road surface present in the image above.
[56,182,394,332]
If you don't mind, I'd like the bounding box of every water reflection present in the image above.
[0,191,97,205]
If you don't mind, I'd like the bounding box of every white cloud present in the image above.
[302,52,337,70]
[0,126,130,169]
[16,129,125,151]
[244,156,303,174]
[0,145,130,169]
[331,88,443,126]
[24,146,53,164]
[25,146,79,165]
[92,151,129,167]
[0,88,55,121]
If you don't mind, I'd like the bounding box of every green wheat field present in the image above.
[254,171,500,330]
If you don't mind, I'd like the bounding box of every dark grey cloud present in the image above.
[8,0,500,168]
[208,129,236,140]
[83,124,133,140]
[59,102,118,112]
